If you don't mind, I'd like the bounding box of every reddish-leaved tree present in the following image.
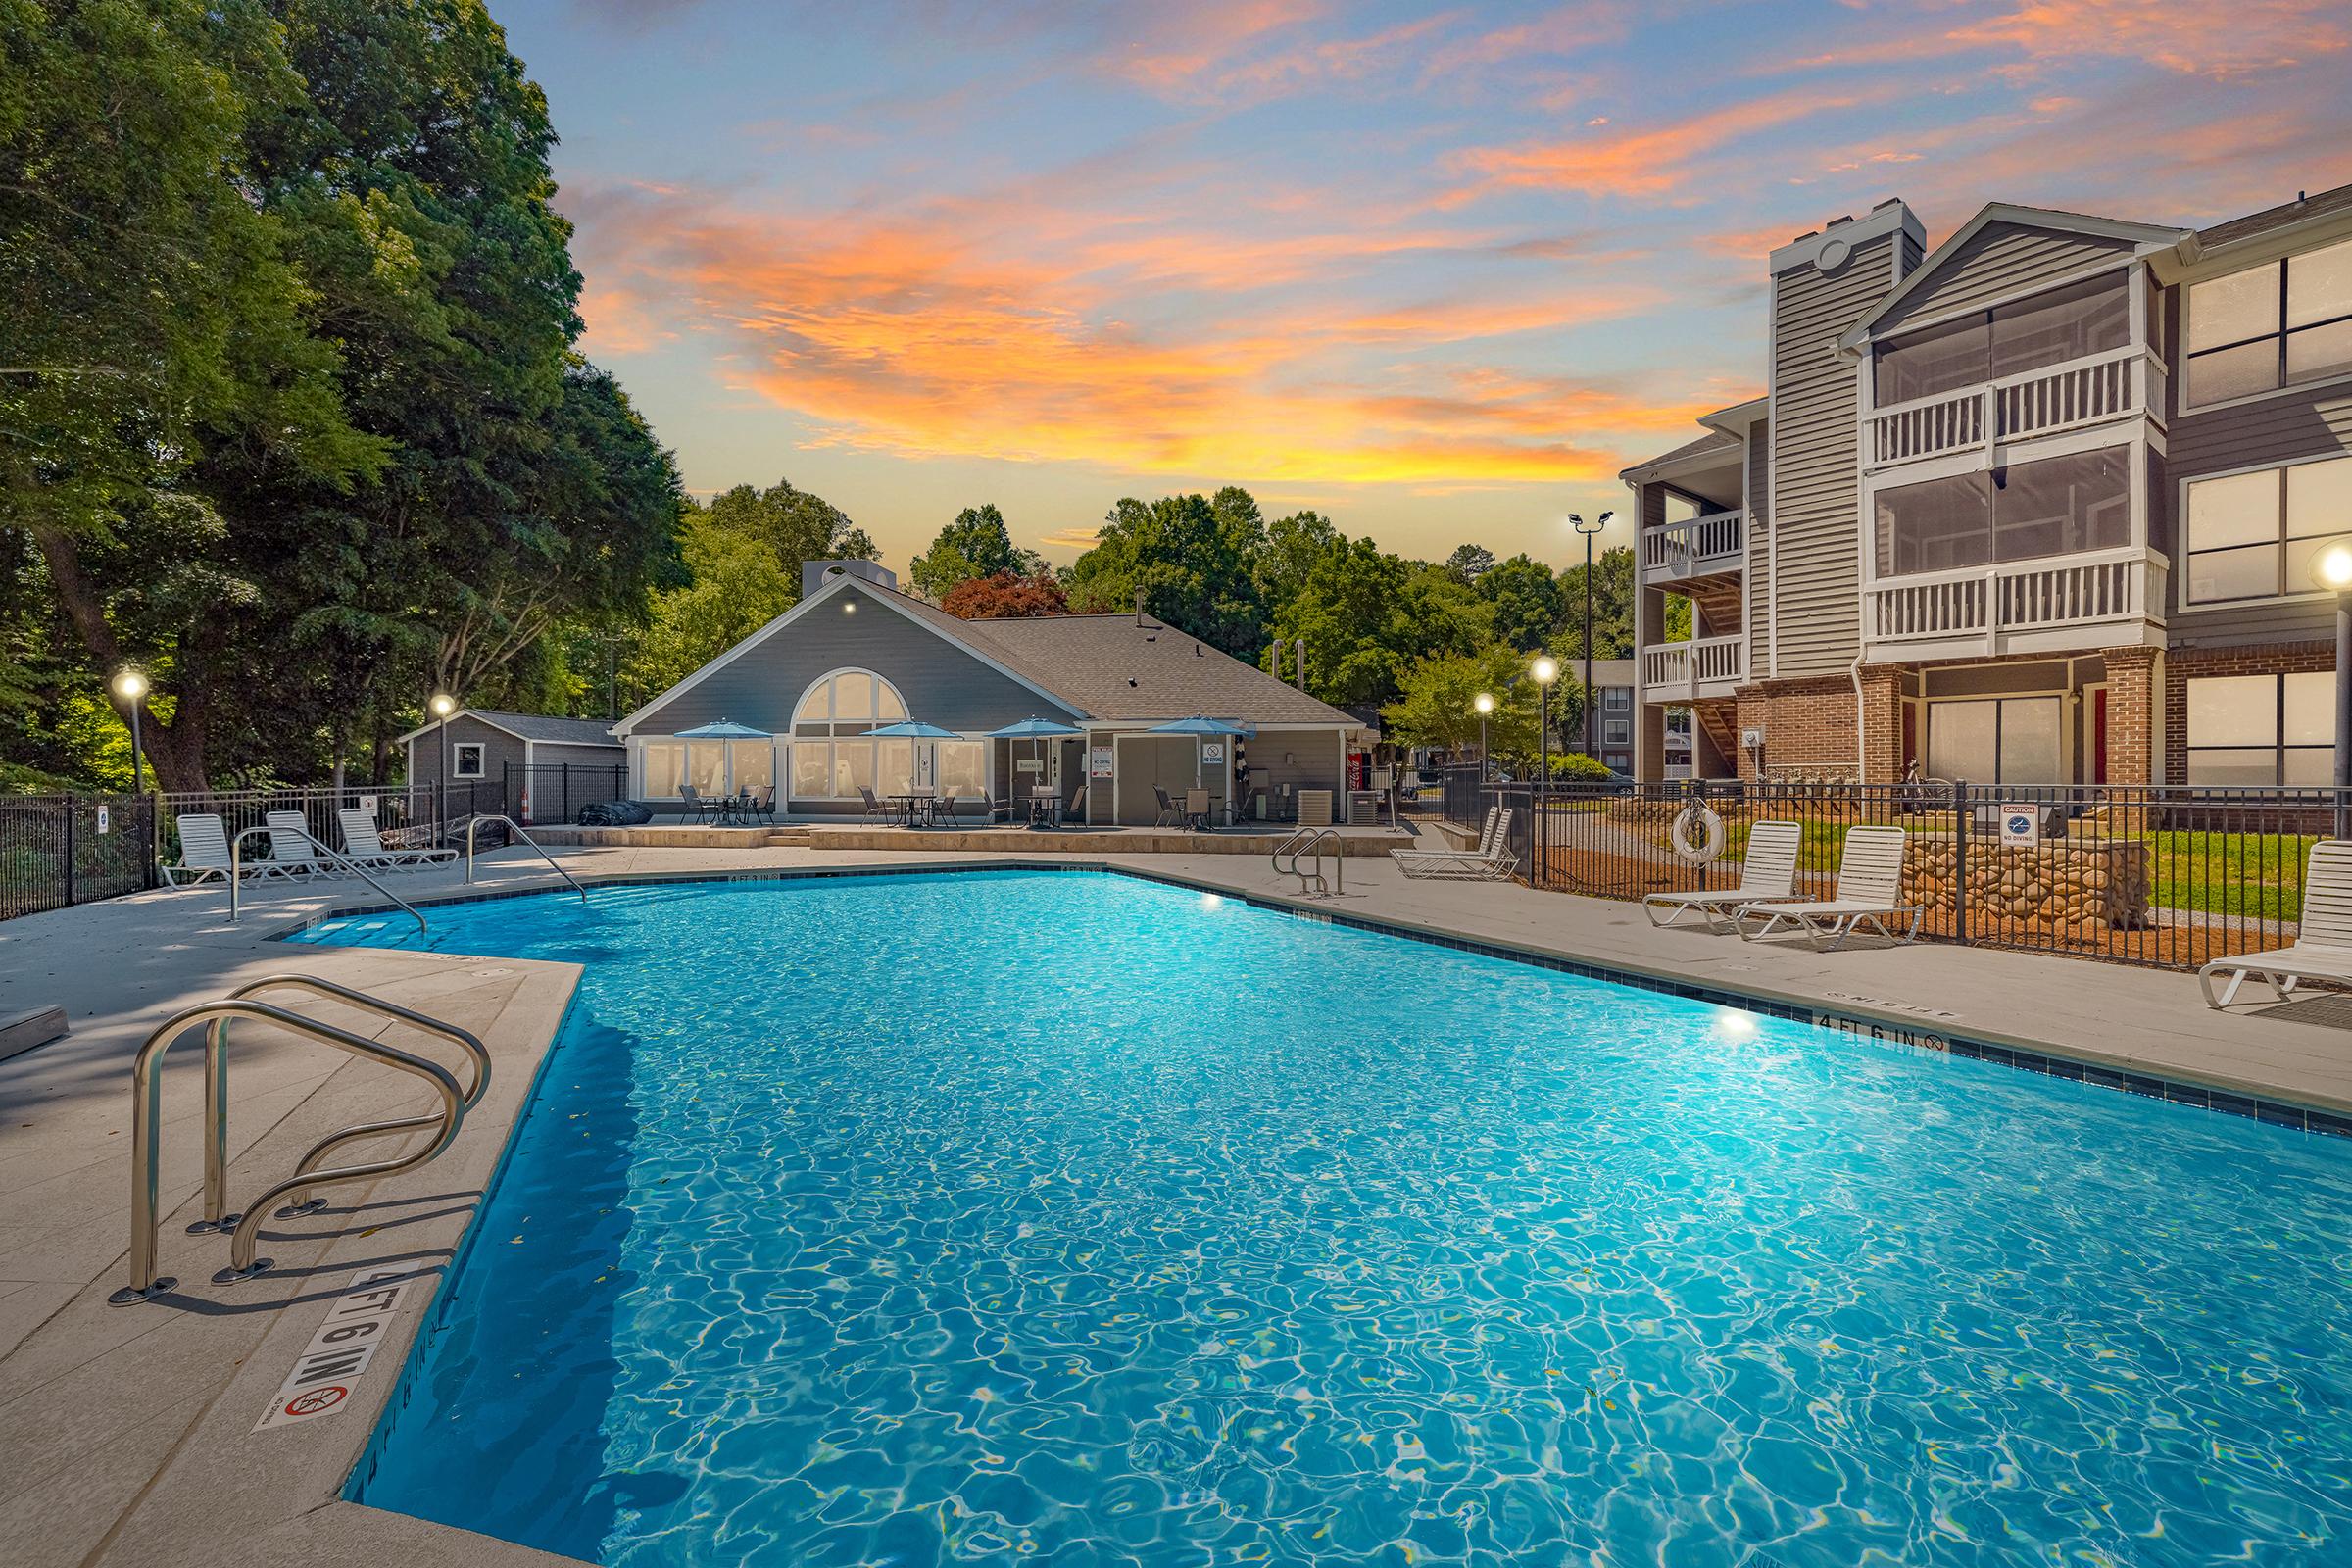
[941,571,1070,618]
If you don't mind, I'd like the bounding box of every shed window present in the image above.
[452,743,485,779]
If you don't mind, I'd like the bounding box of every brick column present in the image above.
[1860,666,1903,784]
[2101,646,2160,786]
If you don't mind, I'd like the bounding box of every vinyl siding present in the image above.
[529,741,627,769]
[630,591,1073,735]
[1745,424,1769,645]
[405,716,524,789]
[1876,220,2132,333]
[2167,381,2352,647]
[1770,237,1895,677]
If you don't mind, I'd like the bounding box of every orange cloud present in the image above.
[567,181,1698,492]
[1446,87,1882,202]
[1781,0,2348,79]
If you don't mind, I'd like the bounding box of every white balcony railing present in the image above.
[1867,347,2149,469]
[1642,511,1744,583]
[1864,548,2167,652]
[1642,633,1746,700]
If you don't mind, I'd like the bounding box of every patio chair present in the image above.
[745,785,775,826]
[1066,784,1087,824]
[162,812,270,886]
[931,791,962,826]
[678,784,715,826]
[1644,820,1803,930]
[1184,788,1212,830]
[2200,840,2352,1008]
[338,808,457,871]
[1391,807,1499,875]
[1153,786,1181,828]
[1736,825,1921,951]
[858,786,890,825]
[263,810,332,878]
[1390,808,1516,881]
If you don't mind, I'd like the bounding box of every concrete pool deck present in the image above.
[4,842,2349,1567]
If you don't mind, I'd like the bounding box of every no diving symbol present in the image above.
[285,1386,346,1418]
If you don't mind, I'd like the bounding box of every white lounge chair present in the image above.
[1392,808,1517,881]
[1737,824,1921,951]
[338,808,458,871]
[1645,819,1803,929]
[2200,840,2352,1008]
[264,810,332,878]
[161,812,270,886]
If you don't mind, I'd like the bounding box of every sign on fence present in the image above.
[1999,804,2040,847]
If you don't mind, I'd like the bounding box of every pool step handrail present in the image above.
[226,822,429,935]
[112,989,470,1307]
[1272,827,1343,899]
[466,813,588,902]
[184,975,491,1230]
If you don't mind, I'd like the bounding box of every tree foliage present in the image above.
[909,503,1046,602]
[1062,487,1268,659]
[942,570,1068,619]
[0,0,686,788]
[1379,644,1540,757]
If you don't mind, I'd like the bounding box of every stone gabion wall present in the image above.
[1901,834,2152,933]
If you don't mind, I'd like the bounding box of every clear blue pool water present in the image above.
[303,870,2352,1567]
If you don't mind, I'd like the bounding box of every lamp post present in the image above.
[111,668,148,797]
[1532,653,1559,781]
[1567,510,1612,765]
[1474,691,1494,781]
[2314,544,2352,836]
[429,692,457,835]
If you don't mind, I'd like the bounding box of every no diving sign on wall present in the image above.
[254,1265,416,1432]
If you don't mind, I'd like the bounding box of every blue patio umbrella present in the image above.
[865,718,961,796]
[673,717,771,798]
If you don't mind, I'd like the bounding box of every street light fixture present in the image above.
[2312,544,2352,833]
[1474,691,1494,781]
[111,668,148,797]
[1531,654,1560,785]
[429,692,457,834]
[1568,511,1613,770]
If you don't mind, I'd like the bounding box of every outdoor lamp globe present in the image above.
[2315,544,2352,592]
[111,668,148,702]
[429,692,457,718]
[1474,692,1495,715]
[1531,655,1559,685]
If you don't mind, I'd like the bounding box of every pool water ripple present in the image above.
[306,871,2352,1567]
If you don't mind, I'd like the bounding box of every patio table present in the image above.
[1026,787,1060,829]
[887,791,936,828]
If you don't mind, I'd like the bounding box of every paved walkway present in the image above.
[2,843,2346,1568]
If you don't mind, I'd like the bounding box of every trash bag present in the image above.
[577,800,654,827]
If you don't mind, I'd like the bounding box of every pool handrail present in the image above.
[466,813,588,903]
[111,997,466,1305]
[182,975,492,1232]
[1272,826,1343,899]
[227,821,429,935]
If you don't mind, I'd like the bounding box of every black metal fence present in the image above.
[507,763,631,826]
[1438,767,2352,971]
[0,795,160,921]
[1,765,634,924]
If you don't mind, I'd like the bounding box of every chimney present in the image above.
[1133,589,1145,626]
[1294,639,1306,690]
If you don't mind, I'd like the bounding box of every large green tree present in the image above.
[1063,486,1267,659]
[1266,540,1491,709]
[1379,643,1541,759]
[1477,552,1567,651]
[1554,545,1639,660]
[908,503,1046,602]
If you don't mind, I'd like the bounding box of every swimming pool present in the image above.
[303,869,2352,1566]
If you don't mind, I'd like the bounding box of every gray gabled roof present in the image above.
[954,613,1359,725]
[394,709,621,747]
[1618,427,1741,484]
[2194,180,2352,250]
[1838,201,2188,350]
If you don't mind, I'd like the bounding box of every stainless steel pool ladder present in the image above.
[226,822,429,934]
[110,976,488,1306]
[1272,827,1343,899]
[466,813,588,902]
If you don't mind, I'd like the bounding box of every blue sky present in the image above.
[506,0,2352,570]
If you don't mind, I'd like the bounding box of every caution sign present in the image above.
[254,1266,415,1433]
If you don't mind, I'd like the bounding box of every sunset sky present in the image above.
[521,0,2352,572]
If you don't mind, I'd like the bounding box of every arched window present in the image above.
[790,669,909,800]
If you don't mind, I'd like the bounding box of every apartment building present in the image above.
[1625,181,2352,789]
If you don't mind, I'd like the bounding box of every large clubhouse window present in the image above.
[1875,446,2130,576]
[2183,454,2352,604]
[2185,672,2334,785]
[640,740,730,797]
[2185,237,2352,406]
[791,669,908,799]
[1874,270,2130,406]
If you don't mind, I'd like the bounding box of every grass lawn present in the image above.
[2144,829,2315,921]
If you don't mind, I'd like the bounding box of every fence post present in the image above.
[63,797,77,908]
[1950,779,1971,945]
